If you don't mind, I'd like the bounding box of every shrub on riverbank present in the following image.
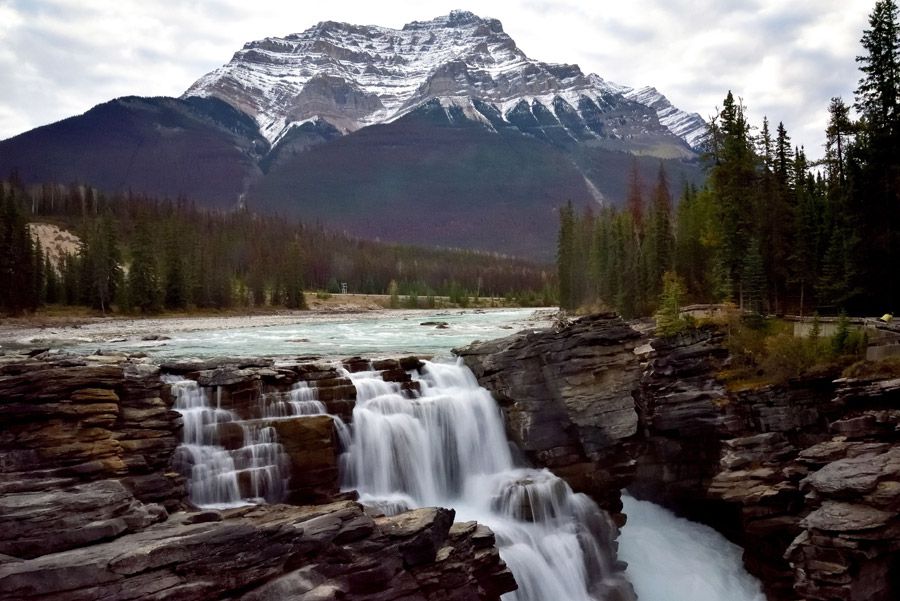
[716,311,867,387]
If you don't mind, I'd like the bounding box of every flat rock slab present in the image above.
[801,501,895,532]
[0,501,514,601]
[803,449,900,497]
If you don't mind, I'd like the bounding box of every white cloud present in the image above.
[0,0,875,157]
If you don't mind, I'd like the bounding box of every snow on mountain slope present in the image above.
[623,86,708,149]
[184,10,707,151]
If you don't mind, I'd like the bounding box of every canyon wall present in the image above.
[459,314,900,601]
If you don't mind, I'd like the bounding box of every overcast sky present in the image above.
[0,0,873,158]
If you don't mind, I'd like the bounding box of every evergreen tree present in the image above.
[44,255,59,304]
[774,122,794,188]
[825,97,853,188]
[849,0,900,311]
[674,184,714,300]
[655,271,689,336]
[79,214,122,313]
[742,237,767,313]
[817,227,851,308]
[791,165,825,316]
[33,241,45,305]
[625,162,645,231]
[282,240,307,310]
[856,0,900,137]
[709,91,756,301]
[614,212,639,318]
[557,201,576,310]
[646,163,675,299]
[0,193,37,313]
[61,252,80,305]
[758,117,774,169]
[163,228,188,310]
[127,224,161,313]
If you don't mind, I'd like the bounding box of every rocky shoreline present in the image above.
[459,313,900,601]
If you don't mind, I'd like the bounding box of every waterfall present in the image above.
[259,381,327,417]
[342,359,634,601]
[166,375,343,509]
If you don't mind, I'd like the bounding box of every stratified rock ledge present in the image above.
[0,353,515,601]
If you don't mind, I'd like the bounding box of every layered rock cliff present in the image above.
[459,314,900,601]
[457,312,643,517]
[0,353,515,601]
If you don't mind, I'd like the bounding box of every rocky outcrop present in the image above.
[0,354,184,559]
[0,501,516,601]
[784,378,900,601]
[460,314,900,601]
[0,479,167,559]
[0,356,182,506]
[268,415,341,504]
[458,313,643,514]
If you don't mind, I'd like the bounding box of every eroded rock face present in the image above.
[785,381,900,601]
[458,312,643,513]
[460,314,900,601]
[267,415,340,504]
[0,479,167,559]
[0,355,185,511]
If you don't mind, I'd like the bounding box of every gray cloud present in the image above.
[0,0,876,157]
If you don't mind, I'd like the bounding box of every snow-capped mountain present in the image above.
[184,10,706,151]
[0,11,708,259]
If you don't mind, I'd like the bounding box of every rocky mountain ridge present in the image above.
[185,10,706,152]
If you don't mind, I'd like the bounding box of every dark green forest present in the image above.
[0,182,554,315]
[559,0,900,317]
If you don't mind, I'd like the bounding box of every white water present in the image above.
[619,495,766,601]
[342,360,634,601]
[167,376,346,508]
[77,308,550,359]
[158,312,767,599]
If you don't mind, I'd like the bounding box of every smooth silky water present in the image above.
[343,362,633,601]
[158,310,765,600]
[166,376,349,508]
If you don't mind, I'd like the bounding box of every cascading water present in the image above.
[166,375,345,508]
[341,359,634,601]
[259,381,327,417]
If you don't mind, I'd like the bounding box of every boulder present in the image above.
[266,415,339,503]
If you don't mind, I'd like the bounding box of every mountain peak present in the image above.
[184,12,705,151]
[402,10,504,33]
